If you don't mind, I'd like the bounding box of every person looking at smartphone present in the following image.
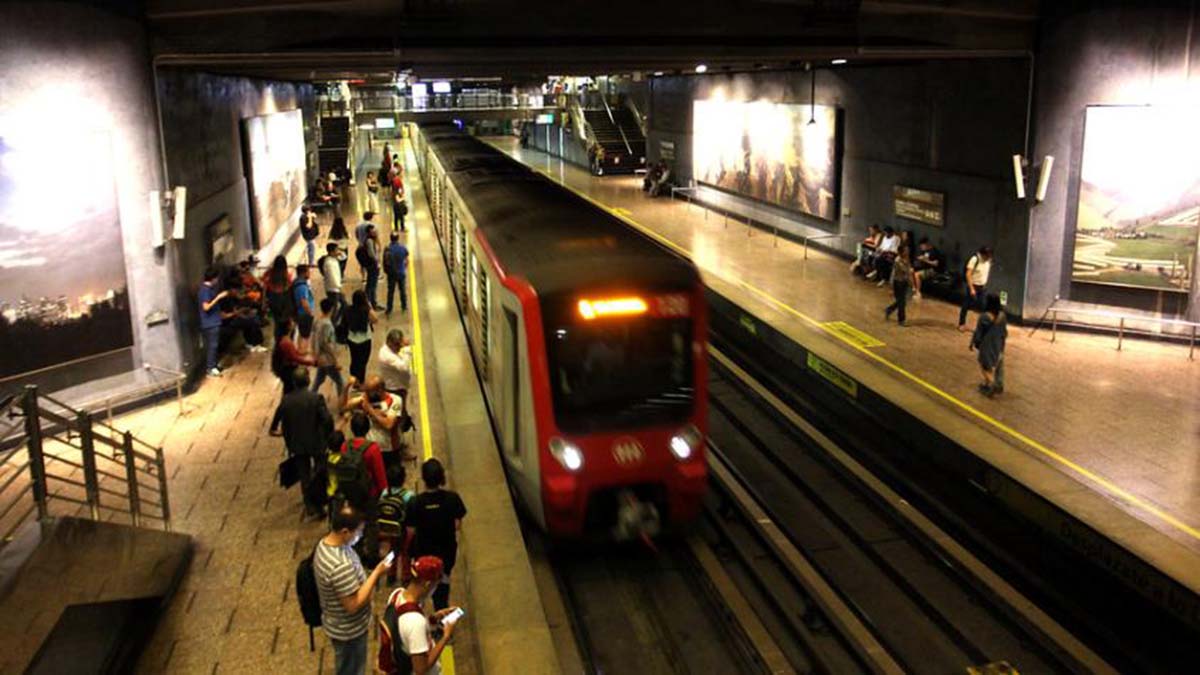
[377,556,460,675]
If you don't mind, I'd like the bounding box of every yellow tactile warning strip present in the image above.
[522,162,1200,546]
[404,141,456,675]
[821,320,886,348]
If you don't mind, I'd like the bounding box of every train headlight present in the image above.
[670,424,702,461]
[549,437,584,472]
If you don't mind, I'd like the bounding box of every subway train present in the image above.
[411,124,708,539]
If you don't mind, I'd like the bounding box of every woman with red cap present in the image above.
[377,555,461,675]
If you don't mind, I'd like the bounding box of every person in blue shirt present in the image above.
[383,232,409,316]
[354,211,377,247]
[198,267,229,377]
[292,264,316,352]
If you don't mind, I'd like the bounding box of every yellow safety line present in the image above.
[523,162,1200,544]
[402,139,455,675]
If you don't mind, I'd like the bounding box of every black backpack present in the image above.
[329,439,373,509]
[355,244,375,270]
[295,546,323,651]
[377,488,412,537]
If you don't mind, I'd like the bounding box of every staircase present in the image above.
[0,386,190,673]
[582,108,646,174]
[318,116,351,180]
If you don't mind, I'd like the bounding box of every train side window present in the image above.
[480,271,490,378]
[469,251,480,312]
[504,308,520,457]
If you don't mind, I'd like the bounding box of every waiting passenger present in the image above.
[642,163,660,193]
[378,329,413,399]
[403,458,467,611]
[970,294,1007,397]
[355,211,377,247]
[911,238,946,299]
[377,462,414,586]
[198,267,230,378]
[958,245,994,332]
[868,226,900,286]
[366,171,380,212]
[300,205,320,265]
[850,224,882,275]
[329,218,351,277]
[313,502,392,675]
[343,290,377,382]
[342,374,407,461]
[270,367,333,518]
[312,297,345,397]
[271,316,316,394]
[293,264,316,352]
[392,183,408,233]
[649,161,672,197]
[218,275,266,354]
[356,225,383,310]
[263,255,294,340]
[383,233,409,315]
[321,242,345,314]
[377,556,460,675]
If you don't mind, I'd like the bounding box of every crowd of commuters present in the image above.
[850,223,1006,395]
[197,143,467,674]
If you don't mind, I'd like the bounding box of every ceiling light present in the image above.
[831,59,848,65]
[653,71,664,77]
[694,64,708,74]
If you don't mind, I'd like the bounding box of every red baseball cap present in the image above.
[412,555,444,582]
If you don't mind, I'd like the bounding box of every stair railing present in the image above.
[0,385,171,545]
[600,95,633,155]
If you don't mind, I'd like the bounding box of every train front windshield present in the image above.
[546,302,694,433]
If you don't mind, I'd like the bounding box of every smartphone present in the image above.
[441,607,465,626]
[383,551,396,567]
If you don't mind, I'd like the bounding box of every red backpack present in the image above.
[377,588,424,675]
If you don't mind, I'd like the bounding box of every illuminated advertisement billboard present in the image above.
[693,99,840,221]
[1072,106,1199,292]
[242,109,307,249]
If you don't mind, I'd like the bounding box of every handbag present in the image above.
[279,455,302,489]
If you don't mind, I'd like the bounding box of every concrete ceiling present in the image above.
[145,0,1040,81]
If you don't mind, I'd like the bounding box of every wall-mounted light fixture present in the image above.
[1012,154,1026,200]
[1011,154,1054,203]
[831,58,848,65]
[1035,155,1054,202]
[694,64,708,74]
[807,63,817,125]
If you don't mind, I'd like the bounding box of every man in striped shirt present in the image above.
[315,503,392,674]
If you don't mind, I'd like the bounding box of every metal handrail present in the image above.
[1032,296,1199,359]
[600,95,633,156]
[0,385,171,543]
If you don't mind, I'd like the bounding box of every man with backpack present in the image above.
[269,368,333,518]
[320,242,344,316]
[308,502,393,675]
[377,556,460,675]
[328,412,388,565]
[378,463,414,586]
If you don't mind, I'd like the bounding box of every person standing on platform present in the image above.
[391,183,408,233]
[403,459,467,611]
[366,171,380,212]
[270,367,333,517]
[383,232,409,316]
[344,290,378,382]
[321,242,345,315]
[313,502,392,675]
[300,205,320,265]
[343,375,406,463]
[970,294,1008,397]
[359,225,383,310]
[378,329,412,400]
[957,246,994,332]
[312,297,345,397]
[293,264,317,353]
[883,248,913,327]
[271,316,316,394]
[198,267,230,378]
[329,218,351,277]
[263,255,294,340]
[355,211,377,248]
[377,556,460,675]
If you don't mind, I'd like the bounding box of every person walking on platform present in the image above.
[377,556,460,675]
[383,232,409,315]
[313,502,392,675]
[958,245,993,331]
[329,217,352,277]
[312,297,345,397]
[883,248,912,327]
[970,294,1008,397]
[344,290,378,382]
[321,242,344,315]
[293,264,317,352]
[300,205,320,265]
[271,316,316,394]
[270,368,333,517]
[198,267,230,378]
[403,459,467,611]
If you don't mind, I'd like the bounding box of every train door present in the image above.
[502,308,521,462]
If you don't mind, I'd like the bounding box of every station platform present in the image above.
[487,137,1200,615]
[105,138,557,673]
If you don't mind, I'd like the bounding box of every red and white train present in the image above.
[413,124,708,538]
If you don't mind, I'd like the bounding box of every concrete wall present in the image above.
[156,70,317,377]
[1028,0,1200,322]
[647,60,1032,316]
[0,1,179,392]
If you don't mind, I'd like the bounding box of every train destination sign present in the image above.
[893,185,945,227]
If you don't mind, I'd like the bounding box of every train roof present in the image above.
[422,129,698,298]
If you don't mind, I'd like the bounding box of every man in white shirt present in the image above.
[868,226,901,284]
[378,329,413,396]
[344,375,407,457]
[958,245,994,331]
[322,242,344,313]
[378,555,460,675]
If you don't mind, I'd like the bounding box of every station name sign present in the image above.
[893,185,945,227]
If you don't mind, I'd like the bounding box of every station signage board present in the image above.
[893,185,945,227]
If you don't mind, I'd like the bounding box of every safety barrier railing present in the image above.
[0,385,171,545]
[600,95,634,156]
[1030,296,1199,359]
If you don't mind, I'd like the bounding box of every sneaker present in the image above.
[876,279,886,287]
[884,307,893,320]
[865,270,877,280]
[208,368,223,378]
[249,345,268,353]
[913,292,922,300]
